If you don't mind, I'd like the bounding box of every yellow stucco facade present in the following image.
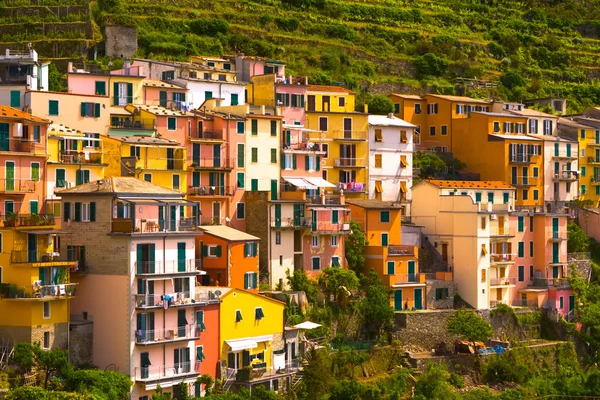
[578,126,600,205]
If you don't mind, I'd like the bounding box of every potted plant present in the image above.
[4,212,19,227]
[190,161,198,168]
[29,214,42,226]
[236,366,252,381]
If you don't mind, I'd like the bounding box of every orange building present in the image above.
[192,296,220,395]
[347,200,424,310]
[197,225,260,291]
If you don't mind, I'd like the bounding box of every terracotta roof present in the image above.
[142,79,185,89]
[307,85,354,94]
[509,109,557,118]
[133,105,195,117]
[48,123,83,136]
[391,94,423,100]
[426,180,514,189]
[425,94,490,104]
[346,200,403,209]
[200,225,260,241]
[0,106,50,123]
[558,117,591,130]
[56,177,182,196]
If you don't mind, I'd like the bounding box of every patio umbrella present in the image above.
[292,321,322,330]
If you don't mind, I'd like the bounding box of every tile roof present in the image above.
[509,109,557,118]
[307,85,354,94]
[426,180,514,189]
[425,94,491,104]
[48,123,83,136]
[56,177,183,196]
[391,94,423,100]
[346,200,403,209]
[558,117,591,130]
[368,114,416,128]
[200,225,260,241]
[142,79,185,89]
[474,111,527,118]
[0,106,50,123]
[134,105,195,117]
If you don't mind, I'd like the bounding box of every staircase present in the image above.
[222,368,236,392]
[291,372,303,389]
[420,235,451,274]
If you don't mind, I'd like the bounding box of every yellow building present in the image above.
[347,200,426,310]
[102,135,187,193]
[219,288,297,391]
[452,112,544,208]
[0,223,77,349]
[305,85,369,198]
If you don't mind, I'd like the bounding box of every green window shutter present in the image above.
[237,121,244,134]
[292,154,297,170]
[74,202,81,222]
[237,173,245,188]
[231,94,239,106]
[168,118,176,130]
[252,119,258,135]
[244,243,249,258]
[244,273,249,289]
[475,192,481,202]
[271,148,277,163]
[113,82,119,105]
[305,155,309,171]
[387,261,394,275]
[435,288,441,300]
[503,193,509,204]
[251,179,258,191]
[316,156,320,171]
[271,120,277,136]
[159,91,167,107]
[10,90,20,108]
[332,210,338,224]
[95,103,101,117]
[201,245,208,257]
[76,170,83,185]
[252,148,258,162]
[126,83,133,103]
[95,81,106,96]
[253,272,258,288]
[216,245,222,257]
[84,170,90,183]
[64,202,71,221]
[56,169,66,188]
[90,202,96,222]
[205,91,213,100]
[193,172,200,187]
[518,216,524,232]
[31,163,39,181]
[80,102,87,117]
[518,242,524,257]
[30,201,38,215]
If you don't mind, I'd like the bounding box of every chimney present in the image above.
[388,112,394,118]
[364,103,369,113]
[67,62,73,73]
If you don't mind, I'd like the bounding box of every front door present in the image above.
[414,288,423,310]
[5,161,14,191]
[0,123,9,151]
[441,243,448,262]
[394,289,403,311]
[28,234,37,263]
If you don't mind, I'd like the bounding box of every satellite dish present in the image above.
[214,290,222,297]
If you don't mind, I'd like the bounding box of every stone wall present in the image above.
[425,280,457,310]
[392,310,461,351]
[69,320,93,367]
[104,25,138,58]
[245,191,270,283]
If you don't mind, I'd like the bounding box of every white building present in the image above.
[367,114,416,216]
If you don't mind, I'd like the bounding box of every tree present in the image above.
[32,344,70,390]
[367,95,394,115]
[317,266,359,303]
[286,269,318,304]
[152,385,172,400]
[359,270,394,339]
[567,221,589,253]
[413,53,448,78]
[345,221,366,275]
[196,374,214,396]
[300,348,334,400]
[63,369,132,399]
[47,64,66,92]
[413,152,446,179]
[414,363,459,400]
[10,342,35,372]
[447,310,493,350]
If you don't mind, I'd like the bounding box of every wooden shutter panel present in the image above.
[113,82,119,105]
[80,102,87,117]
[74,202,81,221]
[90,202,96,222]
[126,83,133,103]
[64,202,71,222]
[216,245,222,257]
[95,103,101,117]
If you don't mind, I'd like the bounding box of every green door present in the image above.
[177,242,186,272]
[552,218,559,239]
[213,144,221,168]
[274,204,281,227]
[28,234,37,263]
[178,309,187,337]
[293,204,303,226]
[311,210,317,231]
[414,288,423,310]
[552,242,559,264]
[170,206,177,231]
[158,206,164,231]
[0,123,8,151]
[569,295,575,312]
[407,261,415,282]
[394,289,403,311]
[381,233,389,247]
[271,179,277,201]
[553,266,559,278]
[5,161,14,191]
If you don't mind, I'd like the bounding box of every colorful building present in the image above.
[347,200,424,310]
[230,55,286,83]
[0,49,49,108]
[192,288,221,396]
[197,225,260,291]
[57,177,203,398]
[367,114,416,215]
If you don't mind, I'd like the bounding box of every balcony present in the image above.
[189,130,224,142]
[271,217,311,229]
[135,324,200,345]
[592,177,600,186]
[0,213,55,228]
[282,141,326,154]
[490,253,516,264]
[546,228,567,241]
[190,158,234,171]
[490,227,516,239]
[11,249,78,266]
[490,277,516,287]
[510,176,538,187]
[553,170,578,181]
[59,151,103,164]
[0,179,36,193]
[509,154,538,164]
[134,291,195,309]
[0,138,46,154]
[135,259,202,276]
[477,203,512,213]
[531,277,570,288]
[311,221,350,234]
[552,151,577,160]
[391,273,425,285]
[189,185,235,197]
[333,158,367,168]
[134,362,197,382]
[334,182,366,193]
[587,157,600,165]
[110,118,155,130]
[111,217,198,234]
[307,195,344,206]
[331,130,367,141]
[388,245,416,256]
[0,283,76,300]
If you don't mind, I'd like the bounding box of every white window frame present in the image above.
[81,203,90,222]
[331,235,338,247]
[307,155,316,171]
[42,331,50,349]
[284,154,292,170]
[427,103,438,114]
[543,120,551,135]
[43,302,51,319]
[311,235,319,248]
[208,245,218,257]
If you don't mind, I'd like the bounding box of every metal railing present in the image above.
[490,277,516,286]
[331,130,367,140]
[490,253,516,263]
[334,158,367,167]
[135,259,202,275]
[552,151,577,159]
[388,245,415,256]
[510,176,538,186]
[0,283,76,299]
[11,249,76,264]
[531,277,570,288]
[190,158,234,169]
[392,274,420,284]
[509,154,538,163]
[188,185,235,196]
[135,362,194,381]
[0,179,36,193]
[588,157,600,164]
[111,217,198,234]
[271,217,311,228]
[0,138,46,154]
[282,142,324,152]
[135,324,199,344]
[110,118,155,130]
[308,195,343,205]
[546,228,567,240]
[189,130,224,141]
[334,182,366,193]
[59,151,102,164]
[553,170,578,180]
[134,291,193,308]
[490,227,516,237]
[312,221,349,233]
[1,213,55,229]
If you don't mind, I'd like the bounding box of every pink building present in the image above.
[141,79,188,109]
[231,56,286,82]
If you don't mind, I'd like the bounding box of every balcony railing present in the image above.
[509,154,538,164]
[110,118,155,130]
[59,151,103,164]
[588,157,600,164]
[135,259,202,275]
[552,151,577,159]
[0,138,46,154]
[0,179,36,193]
[1,213,55,229]
[553,170,578,181]
[189,130,224,141]
[334,158,367,168]
[188,185,235,197]
[190,158,234,170]
[312,221,350,233]
[334,182,366,193]
[135,324,199,344]
[490,253,516,263]
[546,228,567,241]
[135,362,195,381]
[388,245,415,256]
[308,195,343,206]
[282,141,325,153]
[490,227,516,238]
[331,130,367,141]
[0,283,76,299]
[271,217,311,228]
[510,176,538,186]
[490,277,516,286]
[111,217,198,234]
[134,291,194,308]
[11,249,77,264]
[392,273,421,284]
[531,277,570,288]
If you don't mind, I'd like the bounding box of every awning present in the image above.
[303,177,335,188]
[226,339,258,352]
[283,177,316,190]
[109,107,132,116]
[400,182,408,193]
[375,181,383,193]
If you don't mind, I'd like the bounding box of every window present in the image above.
[533,190,539,200]
[401,130,408,143]
[49,100,59,116]
[271,120,277,136]
[374,129,383,142]
[244,272,258,289]
[530,265,534,281]
[251,119,258,135]
[42,332,50,349]
[582,149,586,158]
[475,192,481,202]
[394,103,400,114]
[205,91,213,100]
[481,217,486,230]
[427,103,438,114]
[331,256,341,267]
[10,90,20,107]
[338,97,345,107]
[43,302,50,319]
[375,154,382,168]
[518,216,524,232]
[522,189,528,200]
[518,242,524,258]
[518,265,525,282]
[275,231,281,245]
[95,81,106,95]
[80,102,101,117]
[143,173,152,182]
[529,241,534,257]
[318,117,328,132]
[429,126,436,136]
[560,296,564,309]
[31,162,40,182]
[493,121,500,132]
[231,93,239,106]
[331,235,338,247]
[582,184,587,195]
[381,233,389,247]
[207,245,222,257]
[237,121,245,134]
[529,216,534,232]
[380,210,390,223]
[312,235,319,248]
[441,125,448,135]
[81,203,90,222]
[218,74,226,81]
[255,307,265,320]
[271,148,277,163]
[481,269,486,283]
[251,148,258,163]
[172,174,180,190]
[387,261,395,275]
[415,103,421,114]
[235,172,245,189]
[167,118,176,130]
[236,203,245,219]
[311,257,321,270]
[244,242,258,257]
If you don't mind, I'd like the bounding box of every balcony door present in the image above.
[5,161,14,191]
[118,83,128,106]
[212,202,221,224]
[136,244,155,274]
[28,234,37,263]
[167,148,175,170]
[322,96,330,112]
[213,144,221,168]
[177,309,188,338]
[343,118,352,138]
[137,312,155,342]
[0,123,9,151]
[339,144,356,166]
[174,347,191,373]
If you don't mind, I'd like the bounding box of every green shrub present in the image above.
[274,16,299,32]
[413,53,448,78]
[189,18,229,36]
